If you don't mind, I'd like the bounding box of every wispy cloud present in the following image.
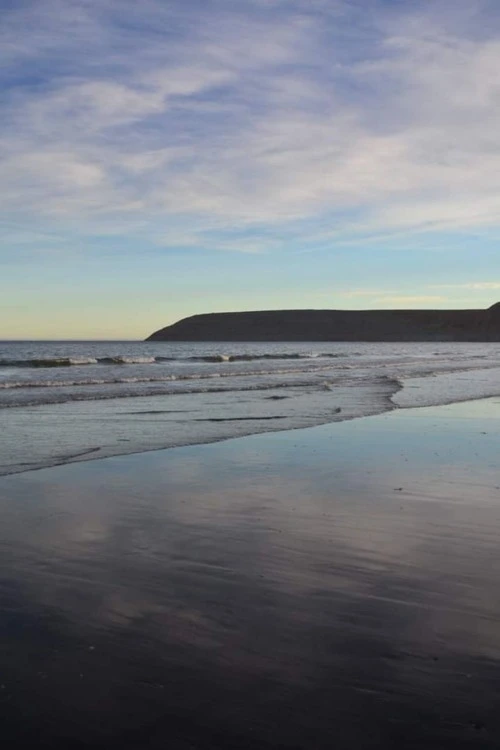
[431,282,500,290]
[335,289,447,308]
[338,289,397,299]
[2,0,500,253]
[372,295,446,307]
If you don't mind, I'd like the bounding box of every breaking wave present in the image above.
[0,357,100,368]
[0,363,339,390]
[187,352,354,363]
[0,352,355,368]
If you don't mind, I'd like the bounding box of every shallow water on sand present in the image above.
[2,340,500,475]
[1,400,500,747]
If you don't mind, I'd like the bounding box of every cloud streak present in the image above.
[2,0,500,254]
[431,282,500,290]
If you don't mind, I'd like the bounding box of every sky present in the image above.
[1,0,500,339]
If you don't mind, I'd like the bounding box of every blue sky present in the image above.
[2,0,500,338]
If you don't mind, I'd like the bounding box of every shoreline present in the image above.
[0,378,398,478]
[3,388,500,479]
[1,399,500,746]
[3,340,500,478]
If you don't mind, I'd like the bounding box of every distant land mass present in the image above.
[146,303,500,342]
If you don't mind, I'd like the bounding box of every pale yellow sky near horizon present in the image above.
[2,289,499,340]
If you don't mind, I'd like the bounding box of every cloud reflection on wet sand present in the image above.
[1,401,500,747]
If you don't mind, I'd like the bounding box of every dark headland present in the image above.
[147,302,500,341]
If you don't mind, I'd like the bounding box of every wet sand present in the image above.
[1,399,500,748]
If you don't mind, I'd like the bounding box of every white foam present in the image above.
[104,356,157,364]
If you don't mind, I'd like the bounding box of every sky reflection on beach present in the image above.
[1,401,500,747]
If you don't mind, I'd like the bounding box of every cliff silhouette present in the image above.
[146,303,500,342]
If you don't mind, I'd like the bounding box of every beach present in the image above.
[2,339,500,477]
[1,398,500,747]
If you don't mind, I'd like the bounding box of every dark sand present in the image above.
[1,399,500,748]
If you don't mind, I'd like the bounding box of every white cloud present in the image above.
[2,0,500,249]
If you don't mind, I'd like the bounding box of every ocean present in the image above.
[1,339,500,476]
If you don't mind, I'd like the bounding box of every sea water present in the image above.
[1,340,500,475]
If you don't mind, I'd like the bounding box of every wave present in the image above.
[0,363,341,391]
[0,374,362,409]
[0,355,160,368]
[97,356,157,365]
[0,357,100,368]
[0,352,356,369]
[188,352,353,363]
